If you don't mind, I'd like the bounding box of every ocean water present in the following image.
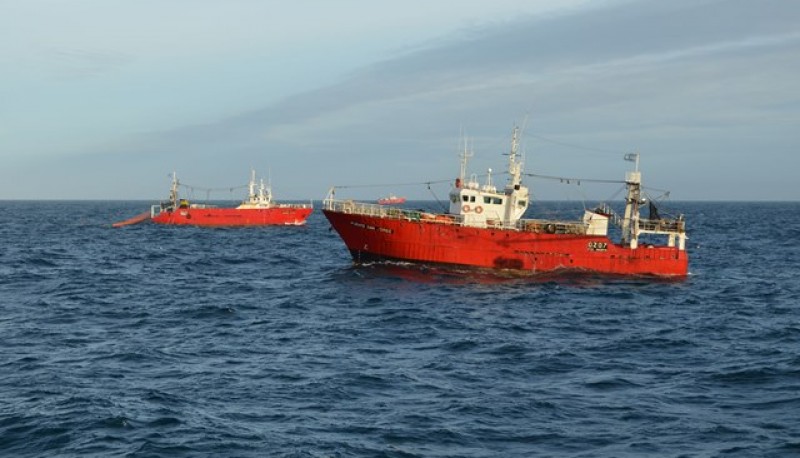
[1,200,798,457]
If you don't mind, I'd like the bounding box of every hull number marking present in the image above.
[588,241,608,251]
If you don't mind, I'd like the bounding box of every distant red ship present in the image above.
[377,194,406,205]
[113,171,312,227]
[323,127,688,277]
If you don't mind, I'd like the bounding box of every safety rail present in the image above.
[517,219,588,235]
[151,204,165,218]
[274,201,314,209]
[150,202,212,217]
[638,218,685,234]
[324,198,440,222]
[324,198,589,234]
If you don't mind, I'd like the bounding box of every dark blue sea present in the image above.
[1,200,799,457]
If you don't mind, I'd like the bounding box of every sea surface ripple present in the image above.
[1,201,799,457]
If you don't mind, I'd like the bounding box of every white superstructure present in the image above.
[237,169,273,209]
[448,126,530,228]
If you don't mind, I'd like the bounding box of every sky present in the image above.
[1,0,798,201]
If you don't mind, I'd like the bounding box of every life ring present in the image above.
[544,223,556,234]
[474,206,483,214]
[462,205,471,213]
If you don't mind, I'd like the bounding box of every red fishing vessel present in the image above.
[377,194,406,205]
[323,127,688,276]
[113,171,312,227]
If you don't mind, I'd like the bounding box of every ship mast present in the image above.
[258,177,272,205]
[507,125,522,188]
[458,137,473,186]
[621,153,642,248]
[244,169,273,207]
[247,169,257,202]
[169,172,179,206]
[500,125,529,225]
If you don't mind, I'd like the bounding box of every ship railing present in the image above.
[275,201,314,209]
[325,198,424,220]
[517,218,588,235]
[151,204,164,218]
[325,198,468,225]
[324,198,596,234]
[638,218,685,234]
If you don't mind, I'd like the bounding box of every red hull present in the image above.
[323,210,688,276]
[152,207,312,226]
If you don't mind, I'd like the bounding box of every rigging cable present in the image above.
[178,182,248,193]
[332,178,453,189]
[527,133,625,155]
[524,172,624,185]
[427,182,448,213]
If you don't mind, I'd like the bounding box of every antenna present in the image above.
[519,114,529,137]
[624,152,640,172]
[506,125,523,186]
[459,134,473,183]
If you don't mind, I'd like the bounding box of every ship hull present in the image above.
[152,207,312,226]
[323,210,688,276]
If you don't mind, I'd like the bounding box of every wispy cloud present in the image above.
[186,0,798,137]
[36,45,134,80]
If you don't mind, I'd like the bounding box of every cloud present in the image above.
[187,0,800,136]
[36,46,134,80]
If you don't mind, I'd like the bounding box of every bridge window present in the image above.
[462,195,469,202]
[493,198,503,205]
